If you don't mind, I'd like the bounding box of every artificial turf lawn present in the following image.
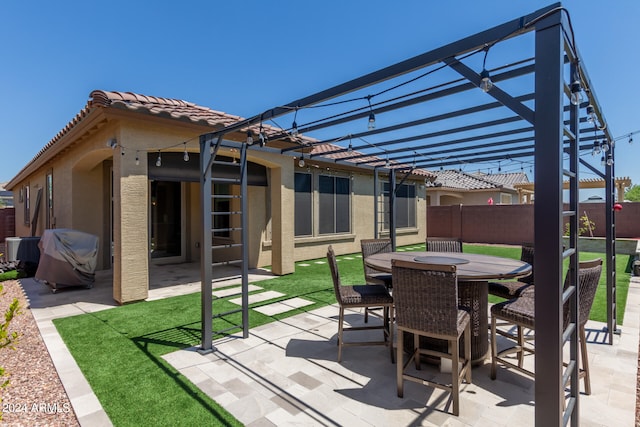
[53,243,632,425]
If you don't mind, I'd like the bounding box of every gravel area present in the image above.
[0,280,79,426]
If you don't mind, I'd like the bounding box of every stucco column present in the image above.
[112,148,149,303]
[270,163,295,275]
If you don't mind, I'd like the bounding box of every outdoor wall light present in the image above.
[570,80,583,105]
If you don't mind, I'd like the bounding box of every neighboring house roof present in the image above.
[470,172,530,190]
[426,170,502,191]
[9,89,435,186]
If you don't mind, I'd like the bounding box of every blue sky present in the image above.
[1,1,638,198]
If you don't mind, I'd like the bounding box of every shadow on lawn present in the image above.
[131,323,240,427]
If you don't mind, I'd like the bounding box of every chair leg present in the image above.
[338,307,345,362]
[490,315,498,380]
[388,305,395,364]
[517,325,524,368]
[414,334,421,370]
[364,307,369,323]
[451,337,460,417]
[464,322,472,384]
[579,326,591,395]
[397,328,404,397]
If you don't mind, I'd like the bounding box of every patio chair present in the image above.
[488,243,535,299]
[360,238,394,323]
[426,237,463,253]
[360,238,394,289]
[392,259,471,416]
[490,258,602,395]
[327,245,394,363]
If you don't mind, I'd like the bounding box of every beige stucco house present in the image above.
[6,90,431,304]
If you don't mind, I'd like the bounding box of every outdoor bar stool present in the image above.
[426,237,463,253]
[488,243,535,300]
[327,245,394,363]
[392,259,471,416]
[360,238,394,324]
[490,259,602,395]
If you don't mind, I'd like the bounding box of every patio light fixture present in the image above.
[183,143,190,162]
[298,153,305,167]
[606,153,613,166]
[155,150,162,167]
[592,140,601,156]
[291,107,299,138]
[479,46,493,93]
[586,104,596,123]
[246,130,254,145]
[570,79,583,105]
[367,96,376,130]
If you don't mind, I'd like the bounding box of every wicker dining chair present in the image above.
[426,237,463,253]
[327,246,394,363]
[488,243,535,299]
[360,238,394,289]
[490,258,603,395]
[392,259,471,416]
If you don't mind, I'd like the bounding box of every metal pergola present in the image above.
[199,3,619,425]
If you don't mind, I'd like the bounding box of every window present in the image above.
[294,173,312,236]
[382,182,416,229]
[23,184,30,226]
[319,175,350,234]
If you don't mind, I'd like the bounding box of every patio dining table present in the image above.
[364,251,532,364]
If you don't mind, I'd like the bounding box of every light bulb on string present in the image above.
[592,140,601,156]
[479,46,493,93]
[606,153,613,166]
[601,140,609,152]
[570,79,583,106]
[600,155,605,166]
[183,143,189,162]
[135,151,140,166]
[366,96,375,130]
[630,135,634,144]
[246,130,254,145]
[586,104,596,123]
[291,107,299,138]
[156,151,162,167]
[298,153,305,168]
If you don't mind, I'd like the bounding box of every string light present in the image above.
[107,138,117,149]
[606,153,613,166]
[291,107,299,138]
[183,143,189,162]
[246,130,254,145]
[601,139,609,152]
[570,78,583,106]
[600,155,605,166]
[156,151,162,167]
[298,152,305,167]
[479,46,493,93]
[259,121,266,147]
[586,104,596,123]
[367,96,376,130]
[630,135,634,144]
[347,135,353,153]
[592,140,601,156]
[135,151,140,166]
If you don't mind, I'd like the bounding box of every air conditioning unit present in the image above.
[5,237,41,263]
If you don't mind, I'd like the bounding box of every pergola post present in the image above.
[533,11,565,426]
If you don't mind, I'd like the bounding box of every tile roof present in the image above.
[427,170,501,190]
[11,90,436,185]
[470,172,529,189]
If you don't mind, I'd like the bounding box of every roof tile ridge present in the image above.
[460,170,501,188]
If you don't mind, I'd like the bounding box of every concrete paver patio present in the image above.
[20,262,640,426]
